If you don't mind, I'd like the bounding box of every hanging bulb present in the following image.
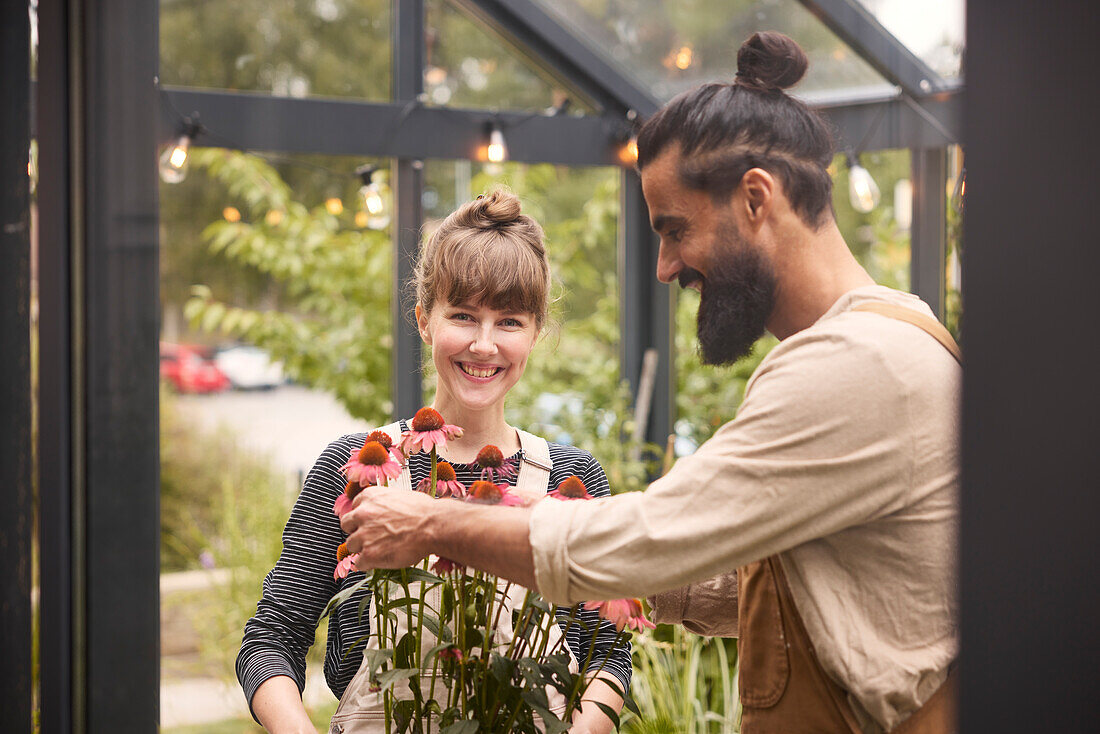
[325,197,344,215]
[846,152,880,214]
[951,167,966,213]
[159,115,201,184]
[486,123,507,164]
[159,135,192,184]
[618,136,639,166]
[356,164,391,230]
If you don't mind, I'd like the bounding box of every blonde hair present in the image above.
[414,189,551,328]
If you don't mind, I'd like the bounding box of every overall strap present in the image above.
[853,302,962,364]
[376,421,412,493]
[515,429,553,497]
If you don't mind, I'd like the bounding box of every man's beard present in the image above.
[691,223,778,366]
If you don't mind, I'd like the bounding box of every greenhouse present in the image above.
[2,0,1097,732]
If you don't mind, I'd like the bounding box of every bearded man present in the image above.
[341,32,960,733]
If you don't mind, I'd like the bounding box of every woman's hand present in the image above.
[341,485,439,569]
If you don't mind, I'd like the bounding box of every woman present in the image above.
[237,190,630,733]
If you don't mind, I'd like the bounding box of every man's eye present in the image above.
[452,313,472,321]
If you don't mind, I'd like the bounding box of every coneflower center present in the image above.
[436,461,457,482]
[469,480,503,504]
[358,440,389,465]
[336,542,350,562]
[412,407,444,432]
[366,430,393,450]
[557,475,588,498]
[476,445,504,467]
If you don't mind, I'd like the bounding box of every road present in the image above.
[176,384,372,478]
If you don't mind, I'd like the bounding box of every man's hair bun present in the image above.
[458,189,523,228]
[735,31,809,91]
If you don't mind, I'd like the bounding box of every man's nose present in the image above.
[655,243,680,284]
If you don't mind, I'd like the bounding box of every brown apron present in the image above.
[329,427,575,734]
[737,303,960,734]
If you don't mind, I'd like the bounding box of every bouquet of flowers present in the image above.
[325,407,653,733]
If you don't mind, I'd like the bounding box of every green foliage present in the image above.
[183,149,394,423]
[624,626,740,734]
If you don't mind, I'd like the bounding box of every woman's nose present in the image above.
[470,326,498,355]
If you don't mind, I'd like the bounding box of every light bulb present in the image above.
[360,183,385,215]
[325,197,344,215]
[159,135,192,184]
[893,178,912,231]
[618,137,639,166]
[951,167,966,213]
[846,154,880,214]
[222,206,241,222]
[486,125,507,164]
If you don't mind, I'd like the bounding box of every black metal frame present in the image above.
[22,0,972,730]
[1,0,33,730]
[37,0,162,731]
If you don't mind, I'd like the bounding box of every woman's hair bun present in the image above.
[735,31,809,91]
[460,188,522,228]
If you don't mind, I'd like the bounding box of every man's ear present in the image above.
[738,168,775,231]
[415,304,432,345]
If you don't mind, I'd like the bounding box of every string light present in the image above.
[846,152,880,214]
[486,123,507,164]
[356,164,391,230]
[325,197,344,215]
[159,114,202,184]
[222,206,241,222]
[264,209,284,226]
[951,167,966,213]
[618,136,639,166]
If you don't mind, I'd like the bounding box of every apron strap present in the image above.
[515,429,553,499]
[852,302,962,364]
[375,420,412,493]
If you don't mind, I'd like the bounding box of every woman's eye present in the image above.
[502,318,523,328]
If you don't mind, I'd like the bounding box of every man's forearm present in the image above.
[427,500,540,589]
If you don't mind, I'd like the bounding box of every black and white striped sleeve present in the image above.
[235,434,356,715]
[549,447,633,695]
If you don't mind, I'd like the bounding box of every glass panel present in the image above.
[532,0,893,104]
[419,160,643,487]
[424,0,596,113]
[159,0,391,102]
[856,0,965,79]
[159,148,390,729]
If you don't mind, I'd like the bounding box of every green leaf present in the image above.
[439,721,479,734]
[376,667,418,690]
[591,701,621,729]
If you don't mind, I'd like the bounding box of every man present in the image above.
[342,32,959,733]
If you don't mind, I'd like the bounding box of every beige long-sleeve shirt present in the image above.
[529,286,959,732]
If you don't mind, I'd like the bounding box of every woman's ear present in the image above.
[415,304,432,345]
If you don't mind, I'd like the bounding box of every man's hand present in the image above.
[340,486,439,569]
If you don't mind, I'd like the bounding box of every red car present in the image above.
[159,342,230,394]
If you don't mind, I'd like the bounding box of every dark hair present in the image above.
[637,32,836,229]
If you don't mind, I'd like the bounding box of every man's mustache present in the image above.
[678,267,704,290]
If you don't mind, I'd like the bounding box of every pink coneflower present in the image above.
[475,444,517,482]
[341,440,403,488]
[430,556,465,575]
[398,407,463,457]
[466,479,524,507]
[333,480,357,517]
[548,475,593,501]
[438,646,464,662]
[334,542,360,580]
[583,598,657,632]
[416,461,466,498]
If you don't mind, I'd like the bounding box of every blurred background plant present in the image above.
[623,626,740,734]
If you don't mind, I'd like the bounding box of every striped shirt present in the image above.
[236,424,633,715]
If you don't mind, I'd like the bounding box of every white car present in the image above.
[213,345,286,390]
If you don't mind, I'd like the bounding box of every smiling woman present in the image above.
[238,189,632,734]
